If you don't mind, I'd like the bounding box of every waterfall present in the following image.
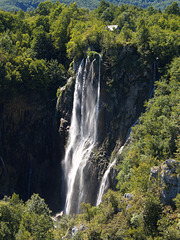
[0,157,8,195]
[96,144,125,206]
[63,56,101,214]
[96,159,116,206]
[148,59,157,100]
[0,157,6,174]
[27,158,33,199]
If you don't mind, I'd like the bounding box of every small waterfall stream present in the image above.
[96,159,116,206]
[63,56,101,214]
[96,144,126,206]
[27,158,33,199]
[0,157,6,174]
[0,157,8,195]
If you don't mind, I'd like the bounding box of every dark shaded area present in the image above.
[0,93,62,213]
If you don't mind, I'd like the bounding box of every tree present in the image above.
[16,194,54,240]
[0,194,24,239]
[25,194,51,216]
[143,194,162,235]
[28,59,49,90]
[136,18,150,47]
[31,26,54,60]
[96,0,110,16]
[35,15,50,32]
[165,2,180,16]
[35,1,53,16]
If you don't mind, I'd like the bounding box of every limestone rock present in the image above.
[150,159,180,205]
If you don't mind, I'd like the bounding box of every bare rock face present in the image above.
[99,45,154,148]
[150,159,180,205]
[0,94,62,212]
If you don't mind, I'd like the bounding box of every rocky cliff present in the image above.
[57,45,155,207]
[150,159,180,205]
[0,45,155,211]
[0,93,62,212]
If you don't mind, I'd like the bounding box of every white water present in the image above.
[63,56,101,214]
[96,144,125,206]
[96,159,116,206]
[0,157,6,173]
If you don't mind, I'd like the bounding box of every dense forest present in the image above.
[0,0,180,11]
[0,0,180,239]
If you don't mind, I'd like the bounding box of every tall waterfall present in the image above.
[63,56,101,214]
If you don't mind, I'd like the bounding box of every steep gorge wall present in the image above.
[0,94,62,212]
[57,45,155,206]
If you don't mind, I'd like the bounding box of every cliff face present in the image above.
[57,45,155,205]
[99,45,153,146]
[0,45,155,211]
[150,159,180,205]
[0,93,62,212]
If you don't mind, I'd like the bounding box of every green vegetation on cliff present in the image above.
[0,1,179,99]
[0,1,180,239]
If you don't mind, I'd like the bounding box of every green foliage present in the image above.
[17,212,54,239]
[157,206,180,239]
[0,1,179,98]
[143,193,163,235]
[66,18,107,60]
[0,193,54,240]
[175,136,180,160]
[25,193,51,216]
[174,194,180,211]
[165,2,180,15]
[35,1,54,15]
[0,200,20,239]
[149,26,180,66]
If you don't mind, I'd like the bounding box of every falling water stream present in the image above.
[0,157,8,195]
[96,159,117,206]
[63,56,101,214]
[0,157,6,174]
[96,144,126,206]
[27,158,33,199]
